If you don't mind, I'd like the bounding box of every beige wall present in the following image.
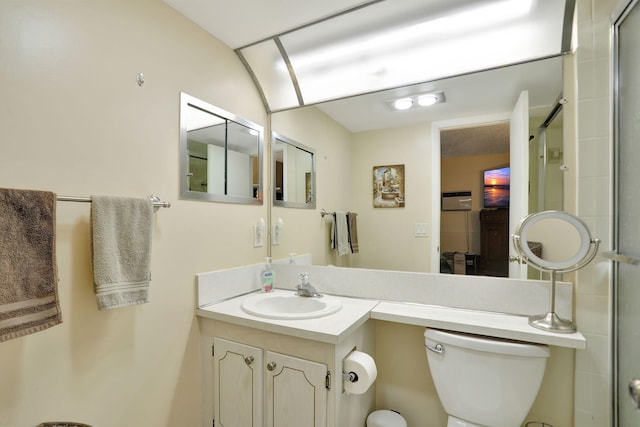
[440,153,510,254]
[0,1,267,426]
[270,106,353,267]
[351,124,433,272]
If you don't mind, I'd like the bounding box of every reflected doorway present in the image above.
[440,123,510,277]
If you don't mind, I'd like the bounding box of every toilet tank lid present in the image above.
[424,328,550,358]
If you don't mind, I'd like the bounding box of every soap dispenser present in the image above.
[260,257,274,292]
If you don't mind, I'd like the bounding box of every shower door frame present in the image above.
[611,0,640,425]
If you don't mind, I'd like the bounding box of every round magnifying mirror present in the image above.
[514,210,592,271]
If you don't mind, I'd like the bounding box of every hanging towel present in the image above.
[347,212,359,253]
[335,211,351,256]
[324,213,337,250]
[0,188,61,342]
[91,195,153,310]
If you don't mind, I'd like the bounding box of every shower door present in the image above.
[613,0,640,425]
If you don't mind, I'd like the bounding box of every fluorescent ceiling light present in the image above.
[288,0,533,71]
[236,0,570,111]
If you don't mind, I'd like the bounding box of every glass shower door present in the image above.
[613,0,640,425]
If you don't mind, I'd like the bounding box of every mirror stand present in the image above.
[513,211,600,334]
[528,270,578,333]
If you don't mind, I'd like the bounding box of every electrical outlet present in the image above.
[254,224,264,247]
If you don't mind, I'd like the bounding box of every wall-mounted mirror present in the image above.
[272,132,316,209]
[269,57,565,273]
[180,92,263,204]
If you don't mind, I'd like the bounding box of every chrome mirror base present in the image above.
[528,311,577,334]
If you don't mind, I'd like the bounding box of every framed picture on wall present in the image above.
[372,164,405,208]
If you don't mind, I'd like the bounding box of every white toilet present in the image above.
[424,328,550,427]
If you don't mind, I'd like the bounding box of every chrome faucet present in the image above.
[296,272,322,298]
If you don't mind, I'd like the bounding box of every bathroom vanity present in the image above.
[196,262,587,427]
[198,292,378,427]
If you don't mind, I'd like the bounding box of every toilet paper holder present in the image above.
[343,371,359,383]
[341,347,377,394]
[342,347,360,383]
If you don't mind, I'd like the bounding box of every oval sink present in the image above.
[241,291,342,320]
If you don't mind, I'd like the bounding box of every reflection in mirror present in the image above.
[272,133,316,209]
[536,97,564,211]
[269,57,564,274]
[180,92,263,204]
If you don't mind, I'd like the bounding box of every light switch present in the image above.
[414,223,429,237]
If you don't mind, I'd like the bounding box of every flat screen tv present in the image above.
[483,166,510,208]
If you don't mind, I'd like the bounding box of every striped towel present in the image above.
[0,188,62,342]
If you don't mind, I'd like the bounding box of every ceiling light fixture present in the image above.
[388,91,446,111]
[393,98,414,110]
[417,94,439,107]
[287,0,534,71]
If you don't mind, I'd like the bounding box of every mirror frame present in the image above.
[513,210,593,271]
[272,132,316,209]
[179,92,264,205]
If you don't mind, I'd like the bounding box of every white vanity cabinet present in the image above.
[213,337,328,427]
[200,318,375,427]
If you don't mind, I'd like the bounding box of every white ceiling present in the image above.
[165,0,564,140]
[164,0,372,49]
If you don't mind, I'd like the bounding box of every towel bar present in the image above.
[57,194,171,209]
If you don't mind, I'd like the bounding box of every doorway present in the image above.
[439,123,510,276]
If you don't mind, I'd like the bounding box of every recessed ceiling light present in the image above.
[417,94,439,107]
[387,91,446,111]
[393,98,414,110]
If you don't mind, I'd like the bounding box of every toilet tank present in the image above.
[424,329,550,427]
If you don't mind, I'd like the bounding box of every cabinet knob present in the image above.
[267,361,277,371]
[629,378,640,409]
[244,356,254,365]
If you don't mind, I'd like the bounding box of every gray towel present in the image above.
[326,214,337,249]
[91,195,153,310]
[0,188,62,342]
[347,212,359,253]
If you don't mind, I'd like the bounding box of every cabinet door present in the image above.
[213,338,263,427]
[265,351,327,427]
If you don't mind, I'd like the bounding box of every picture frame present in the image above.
[372,164,405,208]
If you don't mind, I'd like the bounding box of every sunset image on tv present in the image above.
[483,166,510,208]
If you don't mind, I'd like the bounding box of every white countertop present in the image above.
[197,290,586,349]
[197,290,378,344]
[371,301,586,349]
